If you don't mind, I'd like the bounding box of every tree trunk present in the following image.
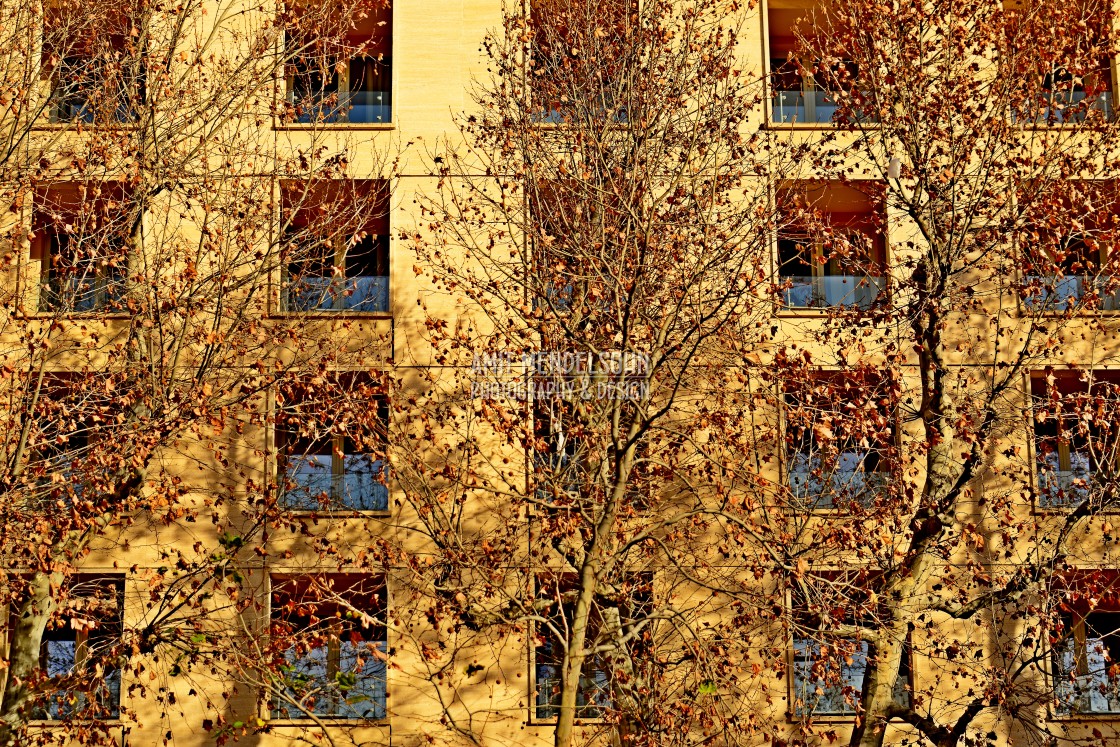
[555,560,598,747]
[555,434,637,747]
[0,571,62,746]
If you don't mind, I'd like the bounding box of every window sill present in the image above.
[1030,499,1112,514]
[1047,710,1120,721]
[775,307,886,316]
[765,121,880,131]
[283,508,392,518]
[787,712,908,724]
[32,311,131,319]
[527,716,610,726]
[787,712,859,723]
[271,310,393,319]
[274,122,395,131]
[32,122,139,131]
[1019,307,1120,316]
[28,718,122,725]
[1015,121,1117,131]
[267,718,389,726]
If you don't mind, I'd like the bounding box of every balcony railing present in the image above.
[782,275,885,310]
[788,452,888,509]
[1054,638,1120,714]
[286,276,389,313]
[1024,275,1120,311]
[771,90,838,124]
[771,89,876,125]
[1019,91,1114,124]
[283,453,389,511]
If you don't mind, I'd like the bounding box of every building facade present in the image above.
[3,1,1120,746]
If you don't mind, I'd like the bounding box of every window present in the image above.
[1006,1,1115,124]
[777,183,886,310]
[278,390,389,512]
[271,576,387,720]
[767,4,868,125]
[533,577,650,721]
[1021,182,1120,312]
[275,375,389,512]
[284,1,392,124]
[784,371,895,510]
[281,180,390,313]
[529,0,633,123]
[1024,234,1119,311]
[43,8,144,124]
[35,425,91,508]
[1035,65,1114,123]
[792,636,911,717]
[791,577,910,718]
[33,185,131,313]
[531,399,649,509]
[792,635,868,716]
[533,400,583,504]
[1031,371,1120,509]
[1052,604,1120,714]
[29,577,123,720]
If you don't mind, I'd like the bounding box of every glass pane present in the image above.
[535,635,564,719]
[340,276,390,312]
[279,641,386,719]
[771,90,805,123]
[278,645,330,717]
[286,276,337,311]
[810,89,838,123]
[335,640,387,719]
[346,58,392,123]
[819,275,884,308]
[782,276,884,309]
[340,454,389,511]
[1024,275,1087,310]
[1037,451,1092,508]
[789,451,881,508]
[33,642,119,719]
[282,454,333,509]
[291,67,343,124]
[793,638,867,716]
[534,638,611,719]
[345,90,391,124]
[1054,625,1120,715]
[287,275,388,312]
[45,639,77,678]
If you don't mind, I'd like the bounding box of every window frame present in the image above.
[280,1,393,127]
[780,372,898,512]
[268,574,389,722]
[284,55,393,126]
[530,399,651,511]
[774,182,889,312]
[47,52,146,126]
[25,576,124,722]
[763,1,874,128]
[529,575,652,723]
[32,187,132,316]
[1028,370,1120,512]
[526,0,635,125]
[787,579,912,721]
[278,180,391,316]
[1004,0,1118,128]
[277,396,390,514]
